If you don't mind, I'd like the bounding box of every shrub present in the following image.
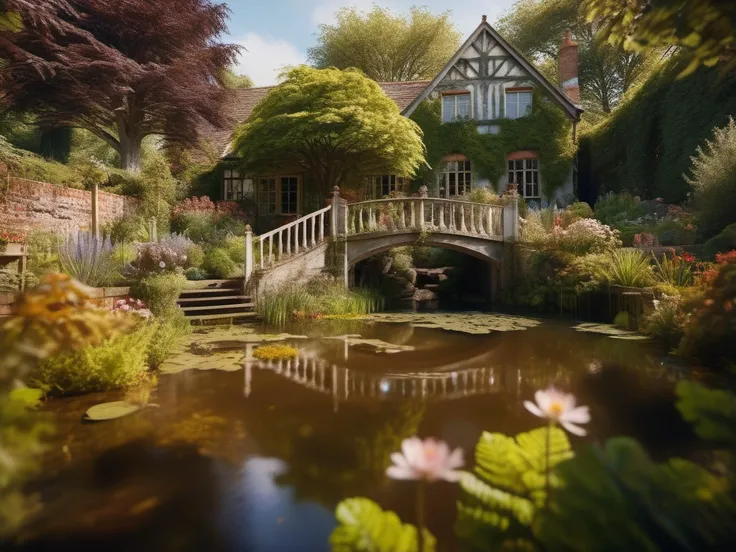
[26,231,60,277]
[678,259,736,369]
[134,234,194,274]
[57,232,119,287]
[33,321,155,395]
[641,295,686,350]
[185,267,208,280]
[594,192,647,227]
[687,117,736,239]
[553,218,621,255]
[203,248,236,278]
[653,218,697,246]
[464,188,500,205]
[185,244,205,268]
[560,201,594,228]
[131,272,187,318]
[223,235,246,264]
[253,344,298,362]
[702,223,736,259]
[171,211,216,242]
[613,311,630,330]
[103,213,146,244]
[147,311,191,369]
[652,251,695,286]
[603,249,655,287]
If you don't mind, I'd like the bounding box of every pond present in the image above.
[12,314,697,551]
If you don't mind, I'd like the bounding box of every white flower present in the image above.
[159,261,166,268]
[524,387,591,436]
[386,437,463,482]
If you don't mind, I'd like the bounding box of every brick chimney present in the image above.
[559,30,580,105]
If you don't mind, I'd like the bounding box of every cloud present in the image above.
[232,33,306,87]
[312,0,394,26]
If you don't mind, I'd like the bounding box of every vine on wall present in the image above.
[410,90,576,199]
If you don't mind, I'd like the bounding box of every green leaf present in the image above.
[8,388,43,408]
[0,11,24,33]
[676,381,736,445]
[84,401,145,421]
[330,497,435,552]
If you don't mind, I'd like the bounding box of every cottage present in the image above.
[198,16,582,224]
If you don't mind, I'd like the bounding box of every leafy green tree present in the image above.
[586,0,736,77]
[497,0,661,116]
[232,66,426,198]
[223,68,254,89]
[307,6,460,82]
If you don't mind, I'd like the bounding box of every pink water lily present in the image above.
[524,387,590,436]
[387,437,464,482]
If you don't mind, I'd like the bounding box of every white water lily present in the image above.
[524,387,591,436]
[387,437,463,482]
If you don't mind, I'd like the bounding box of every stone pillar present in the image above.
[502,196,519,241]
[244,225,253,286]
[331,186,340,237]
[91,182,99,237]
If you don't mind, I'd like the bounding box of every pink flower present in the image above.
[524,387,591,436]
[386,437,464,482]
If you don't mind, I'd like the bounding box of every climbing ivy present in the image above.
[582,56,736,203]
[410,90,576,200]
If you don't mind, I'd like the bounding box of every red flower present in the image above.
[715,250,736,265]
[682,252,696,263]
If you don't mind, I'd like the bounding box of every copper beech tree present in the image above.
[0,0,240,172]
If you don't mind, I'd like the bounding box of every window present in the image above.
[258,178,277,215]
[442,93,472,122]
[439,160,472,197]
[280,176,299,215]
[508,158,539,198]
[223,169,252,201]
[505,89,532,119]
[368,175,408,198]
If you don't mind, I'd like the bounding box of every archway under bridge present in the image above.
[244,187,519,301]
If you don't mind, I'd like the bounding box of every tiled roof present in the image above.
[194,80,430,161]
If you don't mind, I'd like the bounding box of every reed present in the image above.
[603,249,654,287]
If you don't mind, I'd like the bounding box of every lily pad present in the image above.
[325,335,415,354]
[193,327,308,347]
[84,401,146,421]
[573,322,645,339]
[159,350,245,375]
[363,312,541,335]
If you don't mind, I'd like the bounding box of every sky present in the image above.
[224,0,517,86]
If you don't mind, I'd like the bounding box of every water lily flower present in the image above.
[524,387,590,436]
[387,437,463,482]
[159,261,166,268]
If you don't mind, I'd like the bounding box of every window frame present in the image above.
[441,91,473,123]
[504,88,533,120]
[367,175,409,199]
[438,160,473,198]
[223,169,252,201]
[256,174,302,216]
[507,158,540,199]
[279,175,300,215]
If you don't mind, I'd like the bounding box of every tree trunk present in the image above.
[119,135,142,173]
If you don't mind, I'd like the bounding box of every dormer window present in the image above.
[505,88,533,119]
[442,92,472,122]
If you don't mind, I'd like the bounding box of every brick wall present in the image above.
[0,177,137,234]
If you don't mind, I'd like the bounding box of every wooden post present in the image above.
[91,182,99,237]
[245,225,253,285]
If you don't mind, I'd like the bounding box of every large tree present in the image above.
[0,0,239,172]
[307,6,461,82]
[233,67,426,198]
[497,0,661,116]
[585,0,736,77]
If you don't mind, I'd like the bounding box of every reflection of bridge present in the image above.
[243,188,519,300]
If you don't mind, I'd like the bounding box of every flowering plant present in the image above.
[633,232,658,247]
[171,195,217,216]
[0,230,25,243]
[113,298,152,319]
[553,218,621,254]
[134,234,193,274]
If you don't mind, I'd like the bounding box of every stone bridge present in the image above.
[244,187,519,301]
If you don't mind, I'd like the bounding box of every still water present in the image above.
[12,315,697,551]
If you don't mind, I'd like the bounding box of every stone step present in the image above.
[188,312,259,322]
[181,303,254,313]
[182,279,243,291]
[177,295,251,304]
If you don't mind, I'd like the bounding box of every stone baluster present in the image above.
[418,200,425,230]
[286,226,291,256]
[410,202,416,228]
[470,204,476,234]
[259,233,265,269]
[460,204,467,233]
[269,234,274,265]
[400,202,406,229]
[245,225,253,283]
[439,203,446,230]
[319,211,325,242]
[357,206,364,233]
[311,216,316,246]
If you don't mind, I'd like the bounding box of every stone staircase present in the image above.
[177,279,257,324]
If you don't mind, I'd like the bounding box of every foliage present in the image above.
[687,117,736,239]
[613,311,630,330]
[678,259,736,369]
[147,311,191,369]
[222,68,253,89]
[582,57,736,202]
[552,218,621,254]
[0,0,240,171]
[253,344,298,362]
[497,0,661,114]
[308,5,460,82]
[641,295,686,349]
[535,437,735,551]
[464,188,501,205]
[130,272,187,318]
[133,234,195,275]
[411,94,575,198]
[32,320,155,395]
[258,276,384,326]
[223,235,246,264]
[456,427,572,549]
[202,247,235,279]
[585,0,736,77]
[703,224,736,259]
[171,195,249,243]
[0,135,84,188]
[594,192,647,227]
[136,153,179,232]
[185,267,208,281]
[185,244,205,268]
[330,497,435,552]
[560,201,594,227]
[652,251,695,286]
[602,249,655,287]
[676,381,736,446]
[57,232,118,287]
[233,66,426,199]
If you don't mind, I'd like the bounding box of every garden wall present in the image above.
[0,177,137,233]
